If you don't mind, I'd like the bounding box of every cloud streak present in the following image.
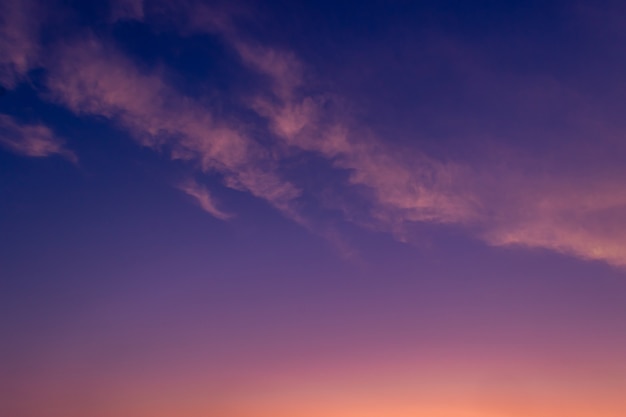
[483,177,626,267]
[109,0,145,22]
[47,37,301,212]
[0,0,41,88]
[3,0,626,268]
[230,40,480,227]
[177,178,233,220]
[218,17,626,268]
[0,114,77,162]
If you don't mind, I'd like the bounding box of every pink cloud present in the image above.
[48,37,240,164]
[0,0,41,88]
[177,179,232,220]
[222,26,626,268]
[234,42,304,101]
[109,0,144,22]
[482,175,626,268]
[13,0,626,268]
[47,36,301,217]
[0,114,77,162]
[229,36,480,229]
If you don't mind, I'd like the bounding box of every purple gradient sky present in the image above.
[1,1,626,416]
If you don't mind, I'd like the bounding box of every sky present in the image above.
[1,0,626,416]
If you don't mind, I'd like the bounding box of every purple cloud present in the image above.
[0,114,77,162]
[177,178,233,220]
[0,0,41,88]
[4,0,626,267]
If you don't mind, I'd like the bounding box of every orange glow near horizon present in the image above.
[14,355,624,417]
[104,372,626,417]
[218,365,625,417]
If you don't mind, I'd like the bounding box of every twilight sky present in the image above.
[2,0,626,416]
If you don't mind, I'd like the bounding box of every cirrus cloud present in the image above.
[0,114,77,163]
[3,0,626,268]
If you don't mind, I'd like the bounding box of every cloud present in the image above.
[41,34,358,256]
[482,176,626,268]
[217,22,626,267]
[0,0,41,88]
[177,179,232,220]
[234,42,304,101]
[6,0,626,268]
[0,114,77,162]
[228,33,480,229]
[47,36,301,216]
[109,0,144,22]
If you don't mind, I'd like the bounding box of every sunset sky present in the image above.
[2,1,626,416]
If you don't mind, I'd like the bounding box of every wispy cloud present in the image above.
[177,178,233,220]
[227,31,480,229]
[109,0,145,22]
[0,114,77,162]
[4,0,626,268]
[0,0,41,88]
[482,175,626,268]
[47,36,301,215]
[214,15,626,267]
